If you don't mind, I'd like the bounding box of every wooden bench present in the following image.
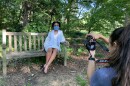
[2,29,68,76]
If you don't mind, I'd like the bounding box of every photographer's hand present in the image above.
[89,50,95,57]
[86,33,109,44]
[87,33,102,39]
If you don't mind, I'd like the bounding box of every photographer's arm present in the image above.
[99,35,109,44]
[87,51,96,81]
[86,33,109,44]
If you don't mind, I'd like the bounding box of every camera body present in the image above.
[84,35,109,63]
[84,36,96,51]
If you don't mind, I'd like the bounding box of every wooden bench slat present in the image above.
[9,35,12,52]
[24,35,27,51]
[29,35,31,51]
[6,51,46,59]
[14,35,17,51]
[19,35,22,51]
[6,32,46,36]
[33,35,36,50]
[42,36,44,49]
[38,36,40,50]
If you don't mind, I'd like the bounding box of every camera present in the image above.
[83,35,110,63]
[83,35,96,51]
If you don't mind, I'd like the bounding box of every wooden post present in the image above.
[63,45,67,66]
[2,29,7,76]
[124,13,130,26]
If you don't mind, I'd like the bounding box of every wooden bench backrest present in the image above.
[2,29,46,52]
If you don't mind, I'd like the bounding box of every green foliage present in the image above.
[77,47,84,56]
[0,0,80,32]
[76,75,87,86]
[24,82,31,86]
[81,0,130,34]
[95,53,104,58]
[67,47,73,54]
[1,0,129,34]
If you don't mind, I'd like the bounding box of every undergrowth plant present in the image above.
[76,75,87,86]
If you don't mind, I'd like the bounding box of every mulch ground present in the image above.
[0,55,89,86]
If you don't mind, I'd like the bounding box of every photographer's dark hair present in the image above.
[109,25,130,86]
[52,21,61,28]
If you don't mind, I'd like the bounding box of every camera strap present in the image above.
[96,59,109,63]
[96,41,109,52]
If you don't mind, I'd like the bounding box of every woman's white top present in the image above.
[44,30,65,52]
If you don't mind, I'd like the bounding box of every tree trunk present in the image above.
[124,13,130,26]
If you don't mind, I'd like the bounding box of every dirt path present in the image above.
[0,56,89,86]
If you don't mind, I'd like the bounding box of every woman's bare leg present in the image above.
[44,48,58,73]
[45,48,53,66]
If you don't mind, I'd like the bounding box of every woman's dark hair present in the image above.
[52,21,61,28]
[109,25,130,86]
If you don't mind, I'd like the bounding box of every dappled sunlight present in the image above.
[0,56,88,86]
[51,80,60,86]
[21,66,31,73]
[35,74,78,86]
[7,67,17,73]
[31,64,40,71]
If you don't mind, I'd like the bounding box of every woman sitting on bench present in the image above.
[43,21,66,73]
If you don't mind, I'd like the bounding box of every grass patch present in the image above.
[95,53,104,58]
[24,82,31,86]
[76,75,87,86]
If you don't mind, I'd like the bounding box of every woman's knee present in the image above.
[53,48,58,54]
[47,48,53,53]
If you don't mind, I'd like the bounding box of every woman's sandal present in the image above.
[40,64,48,73]
[40,64,46,70]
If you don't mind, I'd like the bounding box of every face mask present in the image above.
[53,26,59,30]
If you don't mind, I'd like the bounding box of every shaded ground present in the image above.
[0,55,89,86]
[0,39,108,86]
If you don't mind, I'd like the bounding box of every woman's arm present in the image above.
[87,51,96,81]
[60,30,66,42]
[43,32,51,49]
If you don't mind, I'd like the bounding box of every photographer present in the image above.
[86,25,130,86]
